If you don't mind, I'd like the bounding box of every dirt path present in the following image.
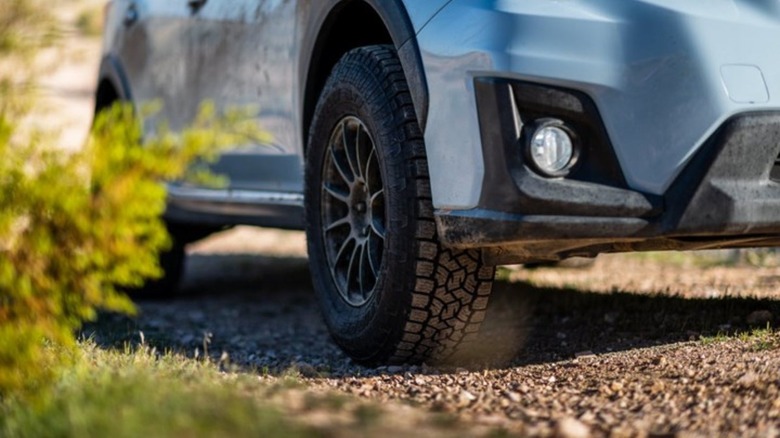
[86,227,778,438]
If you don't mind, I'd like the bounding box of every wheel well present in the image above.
[95,78,120,113]
[303,1,393,148]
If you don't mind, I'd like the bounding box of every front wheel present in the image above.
[305,46,495,365]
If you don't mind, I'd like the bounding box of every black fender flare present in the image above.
[97,54,133,104]
[299,0,430,138]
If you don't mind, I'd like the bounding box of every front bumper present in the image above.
[437,107,780,264]
[417,0,780,211]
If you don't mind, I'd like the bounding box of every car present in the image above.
[97,0,780,365]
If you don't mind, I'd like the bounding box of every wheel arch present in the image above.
[300,0,429,150]
[95,54,133,113]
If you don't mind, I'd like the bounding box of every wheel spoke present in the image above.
[354,128,365,181]
[357,243,367,298]
[370,217,386,240]
[366,233,379,278]
[369,189,386,240]
[334,236,355,270]
[346,241,361,296]
[323,182,349,205]
[370,188,384,206]
[364,149,376,193]
[330,144,353,185]
[342,121,360,182]
[325,215,350,234]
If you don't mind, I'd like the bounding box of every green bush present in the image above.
[0,0,55,118]
[0,103,267,397]
[0,0,269,398]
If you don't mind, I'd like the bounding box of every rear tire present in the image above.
[305,46,495,365]
[129,222,220,300]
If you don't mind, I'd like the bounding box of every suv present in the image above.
[98,0,780,365]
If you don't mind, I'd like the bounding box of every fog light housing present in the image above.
[526,119,578,177]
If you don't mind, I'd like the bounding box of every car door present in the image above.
[183,0,301,194]
[115,0,194,132]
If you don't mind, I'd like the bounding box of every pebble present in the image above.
[293,361,318,378]
[505,391,522,403]
[747,310,773,326]
[737,372,759,387]
[556,417,591,438]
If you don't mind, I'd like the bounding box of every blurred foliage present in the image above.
[0,343,310,438]
[0,0,270,398]
[75,5,103,37]
[0,0,55,57]
[0,101,267,398]
[0,0,56,120]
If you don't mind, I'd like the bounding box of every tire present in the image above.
[130,222,219,300]
[304,45,496,365]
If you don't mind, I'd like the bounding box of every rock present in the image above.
[556,416,591,438]
[650,380,666,395]
[575,351,595,359]
[747,310,773,326]
[293,361,318,378]
[737,372,759,387]
[386,365,404,374]
[610,381,624,392]
[460,389,477,402]
[505,390,522,403]
[458,390,477,407]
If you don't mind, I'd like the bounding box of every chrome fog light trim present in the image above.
[526,119,579,177]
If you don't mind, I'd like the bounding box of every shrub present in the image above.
[0,101,267,397]
[0,0,269,398]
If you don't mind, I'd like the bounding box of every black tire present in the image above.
[305,45,496,365]
[130,223,219,300]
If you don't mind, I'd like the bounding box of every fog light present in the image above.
[527,120,577,176]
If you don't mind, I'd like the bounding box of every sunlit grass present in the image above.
[625,250,739,268]
[0,343,311,438]
[700,325,778,351]
[0,342,473,438]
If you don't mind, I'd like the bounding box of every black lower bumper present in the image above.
[440,78,780,264]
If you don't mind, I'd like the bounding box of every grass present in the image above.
[625,248,780,269]
[625,250,739,268]
[0,341,473,438]
[700,332,731,345]
[739,326,780,351]
[0,343,312,438]
[700,325,779,351]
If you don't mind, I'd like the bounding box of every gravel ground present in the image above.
[86,227,780,438]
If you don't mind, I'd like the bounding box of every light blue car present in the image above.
[98,0,780,364]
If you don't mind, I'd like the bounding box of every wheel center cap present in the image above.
[350,182,370,223]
